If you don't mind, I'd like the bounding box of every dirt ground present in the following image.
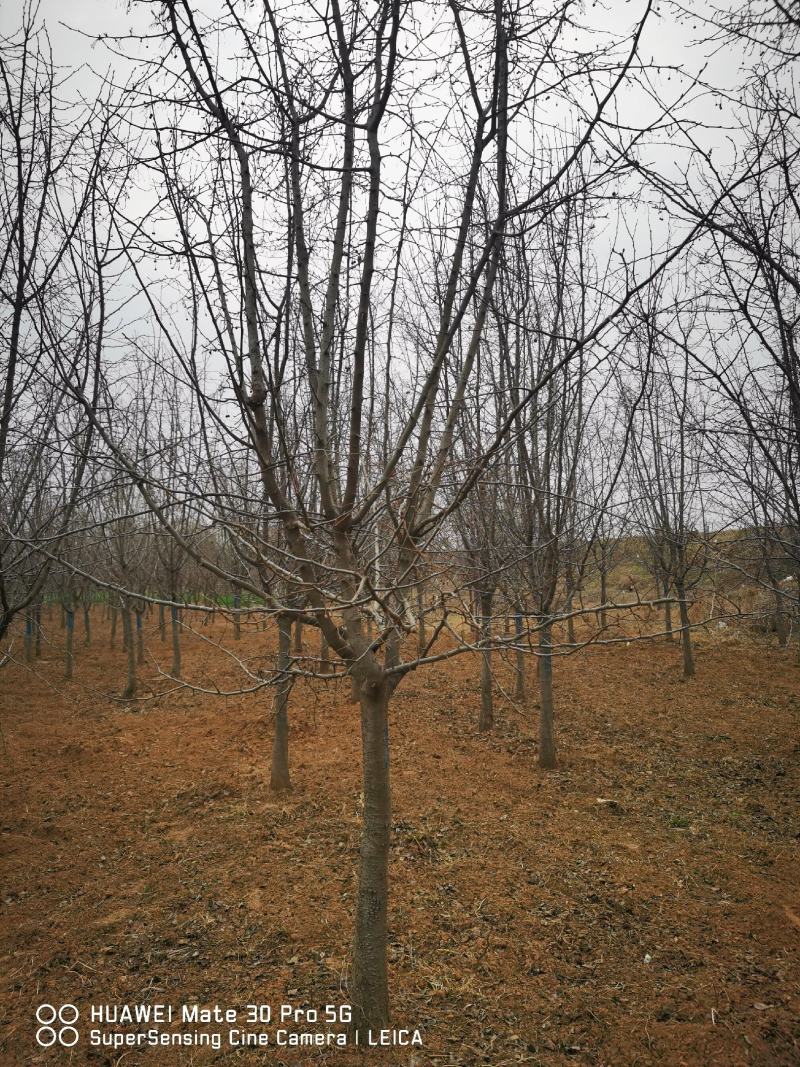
[1,612,799,1067]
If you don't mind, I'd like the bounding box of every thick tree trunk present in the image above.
[64,607,75,680]
[270,614,292,792]
[83,604,91,646]
[351,678,390,1035]
[514,604,525,701]
[171,606,182,679]
[478,589,493,731]
[293,618,303,655]
[538,620,556,769]
[121,605,137,700]
[159,602,166,642]
[676,581,695,678]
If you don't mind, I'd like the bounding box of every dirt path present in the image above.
[1,617,798,1065]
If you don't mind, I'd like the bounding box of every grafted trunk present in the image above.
[478,589,493,731]
[514,604,525,701]
[538,620,556,769]
[121,605,137,700]
[83,603,91,646]
[269,614,292,792]
[676,580,695,678]
[64,606,75,680]
[171,605,182,679]
[351,677,390,1035]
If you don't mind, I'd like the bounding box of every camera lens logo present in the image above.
[35,1004,79,1047]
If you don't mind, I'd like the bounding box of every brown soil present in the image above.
[1,613,799,1066]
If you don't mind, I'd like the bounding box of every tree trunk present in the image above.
[83,603,91,646]
[538,620,556,769]
[171,606,182,679]
[233,589,241,640]
[34,603,42,657]
[514,604,525,701]
[663,577,674,641]
[599,569,608,630]
[159,602,166,642]
[416,584,426,658]
[565,591,576,645]
[676,581,695,678]
[293,617,303,655]
[270,614,292,792]
[136,610,144,665]
[24,614,34,662]
[773,589,789,647]
[121,605,137,700]
[478,589,493,731]
[320,631,330,674]
[64,607,75,680]
[351,678,390,1035]
[110,605,118,650]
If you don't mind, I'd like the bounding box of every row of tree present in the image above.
[2,0,798,1034]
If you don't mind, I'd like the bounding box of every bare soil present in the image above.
[1,613,799,1066]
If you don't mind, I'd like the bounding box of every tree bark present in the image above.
[171,605,182,679]
[478,589,493,731]
[24,613,33,662]
[676,580,695,677]
[110,605,118,650]
[514,604,525,701]
[64,607,75,680]
[416,584,426,658]
[83,603,91,646]
[159,602,166,642]
[270,614,292,792]
[663,577,674,641]
[598,568,608,631]
[565,587,576,645]
[34,603,41,657]
[136,610,145,665]
[351,678,390,1035]
[538,620,556,769]
[121,605,137,700]
[233,588,241,640]
[293,617,303,655]
[773,588,789,647]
